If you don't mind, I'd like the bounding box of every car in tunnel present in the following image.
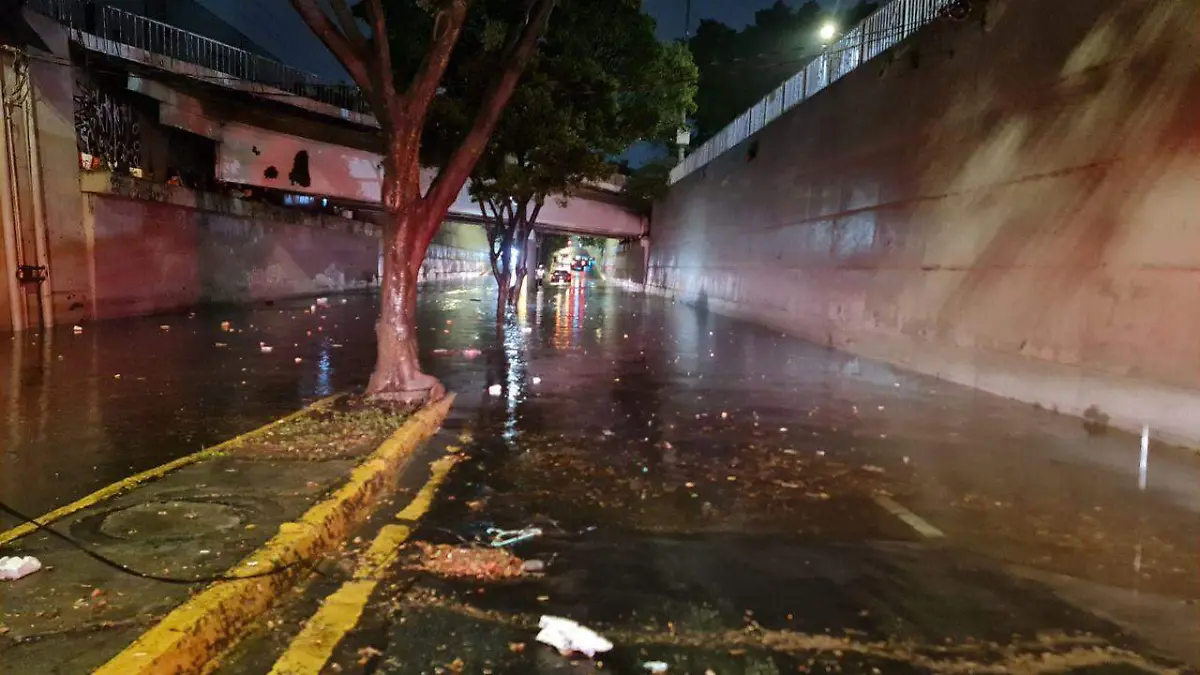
[550,269,572,285]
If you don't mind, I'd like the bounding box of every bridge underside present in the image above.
[134,77,647,240]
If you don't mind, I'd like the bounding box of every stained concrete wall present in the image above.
[648,0,1200,445]
[82,174,380,319]
[423,220,489,283]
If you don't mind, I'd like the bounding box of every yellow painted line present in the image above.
[270,451,463,675]
[873,495,946,539]
[92,395,455,675]
[0,395,341,547]
[266,525,412,675]
[395,454,460,521]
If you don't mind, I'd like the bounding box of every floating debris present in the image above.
[412,542,526,581]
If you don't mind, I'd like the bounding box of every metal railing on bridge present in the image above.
[669,0,966,185]
[27,0,372,116]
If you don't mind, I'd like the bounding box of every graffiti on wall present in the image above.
[74,79,142,172]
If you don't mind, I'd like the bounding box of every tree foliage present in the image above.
[688,0,877,146]
[421,0,697,315]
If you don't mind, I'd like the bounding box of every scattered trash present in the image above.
[536,616,613,658]
[355,645,381,665]
[643,661,669,673]
[72,325,83,334]
[220,321,232,331]
[488,526,542,547]
[316,297,330,307]
[159,324,170,331]
[532,376,542,384]
[214,342,227,348]
[462,348,482,359]
[413,542,525,581]
[294,357,303,364]
[488,384,502,396]
[861,465,885,473]
[260,344,274,354]
[0,556,42,581]
[522,559,546,573]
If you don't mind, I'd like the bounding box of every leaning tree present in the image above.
[288,0,555,402]
[423,0,696,319]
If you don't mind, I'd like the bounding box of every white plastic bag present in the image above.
[0,556,42,581]
[536,615,613,658]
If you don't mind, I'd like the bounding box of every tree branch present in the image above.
[329,0,366,51]
[528,199,544,229]
[289,0,374,98]
[363,0,399,118]
[424,0,556,226]
[406,0,468,123]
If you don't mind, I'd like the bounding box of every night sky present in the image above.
[199,0,852,80]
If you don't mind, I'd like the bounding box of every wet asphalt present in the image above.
[4,281,1199,671]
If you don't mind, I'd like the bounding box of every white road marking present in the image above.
[874,495,946,539]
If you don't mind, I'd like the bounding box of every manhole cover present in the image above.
[99,500,243,540]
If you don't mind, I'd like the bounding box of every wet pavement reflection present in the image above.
[0,283,483,518]
[5,280,1200,670]
[313,281,1196,672]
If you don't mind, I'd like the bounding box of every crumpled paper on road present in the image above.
[536,615,613,657]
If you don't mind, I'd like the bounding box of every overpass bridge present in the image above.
[29,0,647,241]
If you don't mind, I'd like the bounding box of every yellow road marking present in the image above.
[874,495,946,539]
[395,454,460,521]
[269,454,462,675]
[0,395,341,547]
[92,395,455,675]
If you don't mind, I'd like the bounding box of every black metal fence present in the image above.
[28,0,372,115]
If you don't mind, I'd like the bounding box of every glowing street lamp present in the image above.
[818,21,837,43]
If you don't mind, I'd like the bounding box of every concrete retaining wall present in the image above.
[84,175,381,319]
[423,220,489,283]
[648,0,1200,445]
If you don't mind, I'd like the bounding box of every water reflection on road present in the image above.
[4,281,1200,667]
[0,284,487,516]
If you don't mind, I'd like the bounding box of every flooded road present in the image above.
[5,281,1199,670]
[0,284,481,517]
[313,282,1198,671]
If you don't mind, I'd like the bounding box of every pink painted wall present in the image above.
[648,0,1200,444]
[214,124,645,238]
[87,192,380,319]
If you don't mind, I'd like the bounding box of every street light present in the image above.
[818,21,837,43]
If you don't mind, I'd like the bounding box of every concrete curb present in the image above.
[0,395,342,548]
[91,394,456,675]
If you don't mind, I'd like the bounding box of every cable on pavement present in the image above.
[0,500,326,585]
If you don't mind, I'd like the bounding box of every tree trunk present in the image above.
[493,222,515,321]
[496,267,511,320]
[366,205,443,403]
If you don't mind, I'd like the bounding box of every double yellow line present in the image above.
[92,395,456,675]
[267,454,462,674]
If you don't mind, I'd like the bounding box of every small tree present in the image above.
[288,0,555,402]
[429,0,697,318]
